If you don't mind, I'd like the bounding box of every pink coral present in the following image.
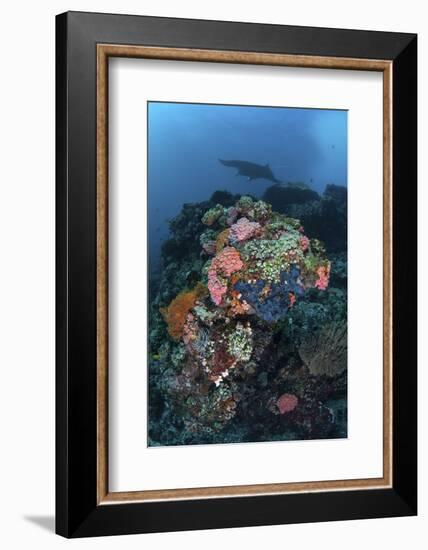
[299,235,310,252]
[229,217,262,243]
[214,246,244,276]
[315,264,330,290]
[207,272,227,306]
[208,247,244,305]
[277,393,298,414]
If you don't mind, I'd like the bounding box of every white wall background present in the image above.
[0,0,424,548]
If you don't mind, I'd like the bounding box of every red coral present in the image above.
[277,393,298,414]
[315,264,330,290]
[229,217,262,243]
[209,346,236,381]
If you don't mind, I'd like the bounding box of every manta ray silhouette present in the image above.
[219,159,282,184]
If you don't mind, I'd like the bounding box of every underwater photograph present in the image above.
[147,101,348,447]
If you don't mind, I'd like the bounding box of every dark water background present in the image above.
[148,101,347,273]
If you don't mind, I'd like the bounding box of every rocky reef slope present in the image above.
[149,186,347,446]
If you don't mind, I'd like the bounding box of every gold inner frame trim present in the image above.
[96,44,393,505]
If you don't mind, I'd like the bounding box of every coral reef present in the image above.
[149,189,347,446]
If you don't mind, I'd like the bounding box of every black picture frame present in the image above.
[56,11,417,538]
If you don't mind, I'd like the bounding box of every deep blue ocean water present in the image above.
[148,102,347,272]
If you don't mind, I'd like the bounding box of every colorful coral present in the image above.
[164,196,329,346]
[315,264,330,290]
[227,322,253,362]
[201,196,328,319]
[207,246,244,305]
[299,235,310,252]
[235,195,254,215]
[229,217,262,243]
[150,191,346,444]
[201,204,225,226]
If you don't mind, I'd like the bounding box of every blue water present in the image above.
[148,101,347,272]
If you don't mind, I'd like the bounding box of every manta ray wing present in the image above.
[218,158,240,168]
[219,158,282,183]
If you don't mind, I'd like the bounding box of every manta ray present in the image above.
[219,159,282,184]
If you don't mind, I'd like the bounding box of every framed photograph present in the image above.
[56,11,417,537]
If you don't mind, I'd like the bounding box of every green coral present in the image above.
[265,214,301,236]
[199,228,217,246]
[240,233,303,283]
[234,196,272,223]
[251,199,272,222]
[236,195,254,214]
[192,304,217,325]
[200,384,237,431]
[227,322,253,362]
[201,204,226,226]
[170,343,187,369]
[303,253,321,271]
[310,238,326,256]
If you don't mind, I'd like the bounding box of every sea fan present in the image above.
[299,322,347,377]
